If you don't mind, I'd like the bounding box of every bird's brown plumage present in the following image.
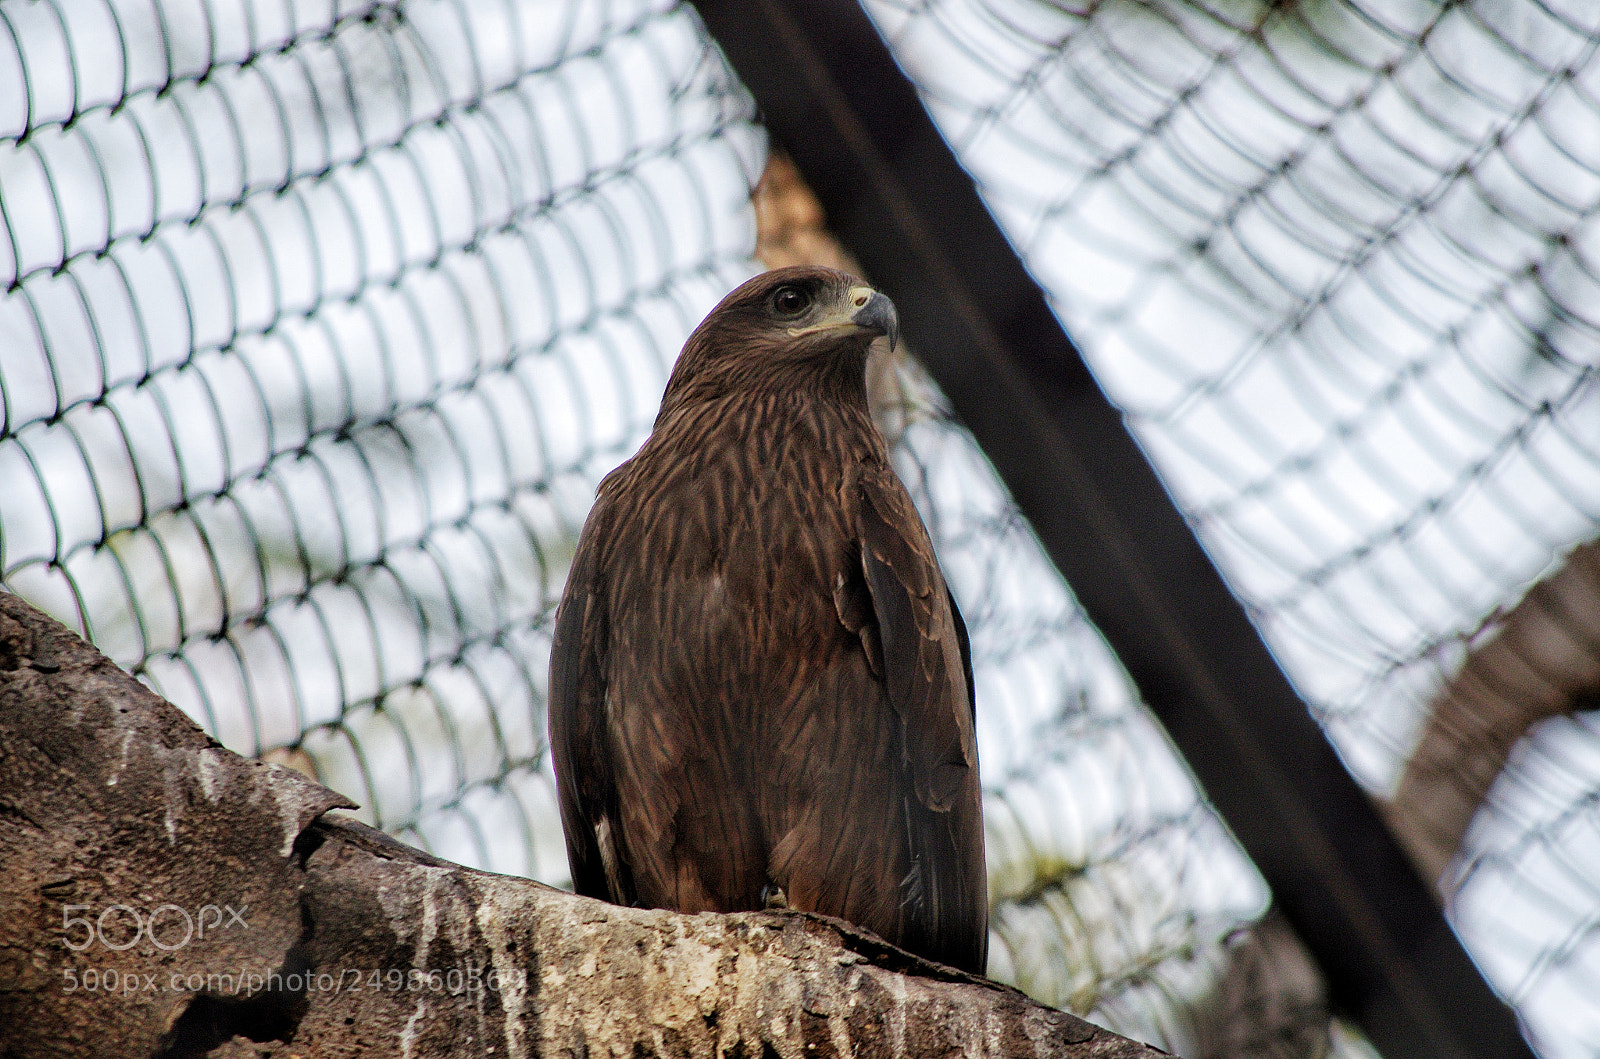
[548,266,987,973]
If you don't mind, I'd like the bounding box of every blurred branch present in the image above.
[1389,540,1600,889]
[1191,912,1329,1059]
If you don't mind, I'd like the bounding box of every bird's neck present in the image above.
[654,349,876,434]
[649,370,887,473]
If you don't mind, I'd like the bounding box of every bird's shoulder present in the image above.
[610,391,880,518]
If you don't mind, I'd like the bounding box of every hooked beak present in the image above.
[849,287,899,352]
[787,285,900,351]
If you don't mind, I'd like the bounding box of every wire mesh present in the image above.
[10,0,1588,1056]
[757,152,1309,1052]
[0,1,1319,1054]
[0,0,768,881]
[859,0,1600,1055]
[882,365,1278,1051]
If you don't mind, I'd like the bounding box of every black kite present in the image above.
[548,266,987,973]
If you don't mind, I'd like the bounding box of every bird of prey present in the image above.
[548,265,986,974]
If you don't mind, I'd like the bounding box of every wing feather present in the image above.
[851,464,987,973]
[854,468,976,810]
[548,499,637,906]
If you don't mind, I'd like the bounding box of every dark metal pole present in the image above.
[687,1,1534,1056]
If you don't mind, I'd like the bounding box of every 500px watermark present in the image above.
[61,904,248,952]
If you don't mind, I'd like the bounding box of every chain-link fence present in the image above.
[0,0,767,878]
[860,1,1600,1055]
[2,1,1595,1057]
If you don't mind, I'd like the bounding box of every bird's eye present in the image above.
[771,285,809,316]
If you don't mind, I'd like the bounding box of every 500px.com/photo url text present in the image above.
[61,965,527,998]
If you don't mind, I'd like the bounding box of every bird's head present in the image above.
[660,266,900,416]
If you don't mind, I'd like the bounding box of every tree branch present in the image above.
[1389,540,1600,890]
[0,592,1168,1058]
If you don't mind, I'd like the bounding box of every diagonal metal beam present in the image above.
[687,1,1534,1056]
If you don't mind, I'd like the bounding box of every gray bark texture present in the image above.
[0,591,1169,1058]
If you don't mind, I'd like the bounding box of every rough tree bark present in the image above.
[0,592,1170,1057]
